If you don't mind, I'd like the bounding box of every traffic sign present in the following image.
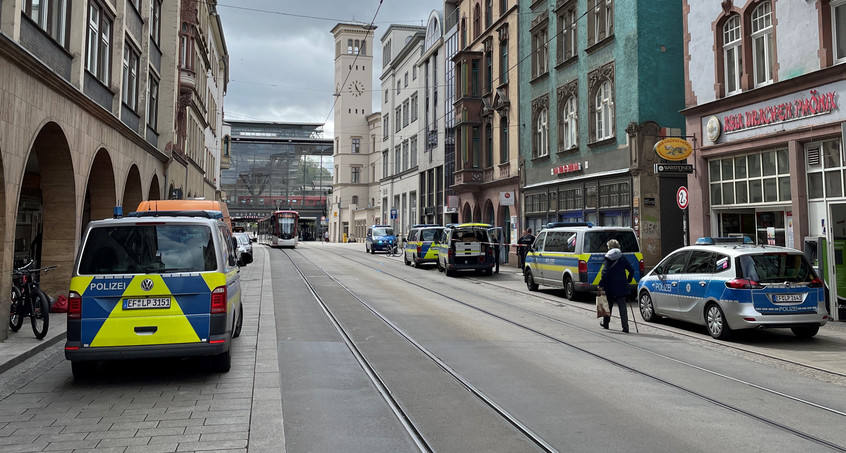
[390,208,397,220]
[677,186,689,210]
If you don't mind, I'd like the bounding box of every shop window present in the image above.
[710,150,790,206]
[807,140,844,199]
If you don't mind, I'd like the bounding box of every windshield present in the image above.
[421,229,441,241]
[584,230,640,253]
[372,227,394,236]
[738,253,815,283]
[79,224,216,274]
[237,234,250,245]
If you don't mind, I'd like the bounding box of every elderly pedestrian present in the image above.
[597,239,635,333]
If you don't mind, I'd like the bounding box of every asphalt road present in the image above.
[1,242,845,452]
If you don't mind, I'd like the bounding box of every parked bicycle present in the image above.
[385,242,400,257]
[9,261,56,339]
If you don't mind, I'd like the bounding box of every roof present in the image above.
[674,243,804,256]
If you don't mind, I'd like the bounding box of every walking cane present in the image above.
[629,295,639,333]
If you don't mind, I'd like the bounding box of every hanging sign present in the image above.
[654,137,693,161]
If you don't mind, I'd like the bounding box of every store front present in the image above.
[524,174,634,233]
[686,77,846,321]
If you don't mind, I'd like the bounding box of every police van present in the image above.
[64,210,243,379]
[365,224,396,254]
[436,223,496,276]
[524,223,643,300]
[403,224,445,267]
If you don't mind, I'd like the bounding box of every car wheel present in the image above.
[445,266,455,277]
[404,253,410,266]
[233,304,243,338]
[564,276,576,301]
[525,269,539,291]
[370,246,375,255]
[210,350,232,372]
[483,268,493,276]
[437,259,443,272]
[705,303,732,340]
[639,291,658,322]
[71,361,97,380]
[791,326,820,338]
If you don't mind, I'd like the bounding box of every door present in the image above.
[827,203,846,321]
[650,250,690,318]
[488,227,505,264]
[677,251,714,321]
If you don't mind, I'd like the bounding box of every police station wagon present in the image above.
[524,224,643,300]
[637,238,828,340]
[65,211,243,379]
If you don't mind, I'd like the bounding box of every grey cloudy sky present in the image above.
[218,0,444,137]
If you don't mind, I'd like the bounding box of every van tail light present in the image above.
[68,291,82,319]
[578,260,588,274]
[726,279,763,289]
[417,245,422,254]
[808,277,824,288]
[639,259,645,276]
[448,248,454,257]
[211,286,227,314]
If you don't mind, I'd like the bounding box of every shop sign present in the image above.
[719,88,838,136]
[500,191,515,206]
[654,137,693,161]
[551,163,582,175]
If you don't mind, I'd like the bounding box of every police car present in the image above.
[365,225,396,254]
[435,223,496,276]
[637,237,828,340]
[403,224,445,267]
[65,210,243,378]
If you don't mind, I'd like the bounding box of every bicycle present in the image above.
[385,242,400,257]
[9,261,56,340]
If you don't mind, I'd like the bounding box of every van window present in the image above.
[80,225,216,274]
[372,227,394,236]
[564,233,577,253]
[534,232,547,252]
[545,232,567,252]
[584,230,639,253]
[408,230,418,241]
[420,229,440,241]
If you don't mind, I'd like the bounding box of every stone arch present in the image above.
[84,148,117,225]
[148,174,162,201]
[497,203,512,244]
[462,202,472,223]
[18,121,76,297]
[123,165,143,214]
[473,203,481,222]
[483,199,495,224]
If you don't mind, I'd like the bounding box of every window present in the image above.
[531,24,549,78]
[560,95,578,150]
[403,100,409,127]
[395,145,401,174]
[147,75,159,129]
[834,0,846,62]
[485,0,493,28]
[404,72,409,87]
[485,124,493,167]
[383,40,392,67]
[86,2,112,85]
[751,2,773,87]
[473,4,481,39]
[403,140,409,170]
[352,195,359,204]
[557,2,577,63]
[384,89,388,103]
[411,135,418,167]
[500,0,507,15]
[382,150,389,177]
[413,65,417,80]
[22,0,70,47]
[711,149,791,205]
[352,137,361,153]
[411,93,418,122]
[532,97,549,158]
[354,40,360,54]
[351,167,361,183]
[395,107,402,132]
[587,0,613,47]
[593,79,614,141]
[122,43,140,111]
[723,14,742,95]
[500,37,508,83]
[485,47,492,93]
[383,115,389,140]
[397,81,401,94]
[150,0,162,46]
[499,116,508,163]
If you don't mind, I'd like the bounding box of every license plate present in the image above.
[123,298,171,309]
[773,294,803,303]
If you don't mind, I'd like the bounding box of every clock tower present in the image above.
[329,23,376,242]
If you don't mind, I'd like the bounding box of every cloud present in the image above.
[218,0,441,136]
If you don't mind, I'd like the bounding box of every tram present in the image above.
[258,210,299,247]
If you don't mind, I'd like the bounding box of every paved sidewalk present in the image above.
[0,300,67,374]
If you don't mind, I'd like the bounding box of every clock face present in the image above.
[349,80,365,97]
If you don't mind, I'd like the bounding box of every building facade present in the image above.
[417,11,447,226]
[379,25,425,238]
[330,23,379,242]
[0,0,228,339]
[683,0,846,320]
[452,0,520,250]
[519,0,686,268]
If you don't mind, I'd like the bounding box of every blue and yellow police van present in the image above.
[403,224,445,267]
[64,210,243,379]
[524,223,643,300]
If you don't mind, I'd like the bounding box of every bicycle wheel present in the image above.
[30,289,50,340]
[9,286,23,331]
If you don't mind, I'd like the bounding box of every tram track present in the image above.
[279,247,558,453]
[293,244,846,451]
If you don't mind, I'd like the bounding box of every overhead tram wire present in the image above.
[322,0,386,127]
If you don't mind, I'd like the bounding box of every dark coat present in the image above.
[598,254,635,297]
